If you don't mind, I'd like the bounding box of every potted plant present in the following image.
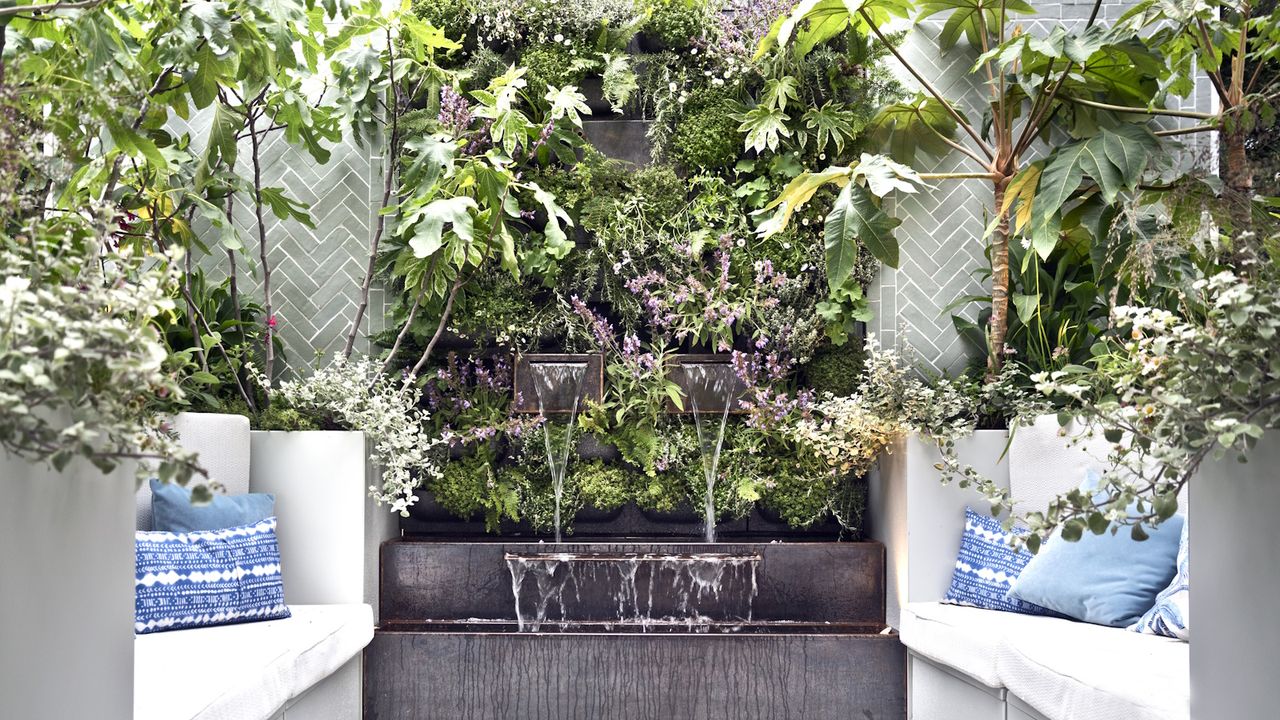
[245,358,445,606]
[1030,270,1280,717]
[0,216,198,720]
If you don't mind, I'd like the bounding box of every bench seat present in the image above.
[902,602,1189,720]
[134,604,373,720]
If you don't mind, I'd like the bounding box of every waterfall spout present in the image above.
[529,362,589,543]
[682,364,736,543]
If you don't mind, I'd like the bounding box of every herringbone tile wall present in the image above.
[184,115,386,375]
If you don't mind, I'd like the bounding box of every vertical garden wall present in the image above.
[202,0,1217,374]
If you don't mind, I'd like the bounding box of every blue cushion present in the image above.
[1007,475,1184,628]
[1130,520,1189,640]
[942,507,1057,615]
[135,517,290,634]
[150,477,274,533]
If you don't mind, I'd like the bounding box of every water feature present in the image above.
[528,362,589,543]
[681,364,737,543]
[505,551,759,632]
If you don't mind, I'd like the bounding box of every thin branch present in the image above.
[0,0,105,16]
[915,107,991,169]
[381,285,426,375]
[920,172,1002,180]
[1061,95,1217,120]
[245,101,275,392]
[344,25,399,359]
[1012,0,1105,159]
[1154,124,1217,137]
[409,274,464,379]
[861,9,995,161]
[1196,20,1233,106]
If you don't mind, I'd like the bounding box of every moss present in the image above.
[574,460,633,511]
[221,398,324,431]
[801,340,868,397]
[669,90,742,171]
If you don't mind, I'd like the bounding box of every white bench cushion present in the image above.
[997,614,1189,720]
[135,604,373,720]
[901,602,1079,688]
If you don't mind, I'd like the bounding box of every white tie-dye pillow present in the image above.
[1130,520,1189,640]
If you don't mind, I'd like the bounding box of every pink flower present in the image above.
[267,315,279,329]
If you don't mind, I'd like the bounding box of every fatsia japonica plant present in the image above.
[376,66,591,378]
[753,0,1195,378]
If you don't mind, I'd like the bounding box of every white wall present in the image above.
[1192,433,1280,719]
[0,452,136,720]
[869,430,1011,629]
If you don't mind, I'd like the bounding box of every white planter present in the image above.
[249,431,397,619]
[0,451,136,720]
[869,430,1011,629]
[1192,431,1279,719]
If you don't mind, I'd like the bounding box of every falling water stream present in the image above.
[529,362,588,543]
[682,364,736,543]
[506,552,760,632]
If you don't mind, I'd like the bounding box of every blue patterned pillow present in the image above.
[135,517,290,634]
[943,507,1056,615]
[1130,520,1189,640]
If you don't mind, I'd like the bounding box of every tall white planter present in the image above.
[868,430,1011,629]
[1192,432,1280,719]
[249,431,397,619]
[0,451,136,720]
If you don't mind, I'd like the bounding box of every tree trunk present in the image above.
[1222,125,1255,232]
[988,177,1011,377]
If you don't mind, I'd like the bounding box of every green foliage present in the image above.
[639,0,706,50]
[1020,269,1280,544]
[802,342,868,397]
[430,453,520,531]
[670,90,743,170]
[0,215,198,484]
[523,44,587,99]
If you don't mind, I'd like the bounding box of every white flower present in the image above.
[554,33,563,41]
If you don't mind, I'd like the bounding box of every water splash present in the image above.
[529,363,589,543]
[505,552,760,633]
[682,364,736,543]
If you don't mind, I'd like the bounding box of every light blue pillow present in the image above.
[1007,475,1184,628]
[1130,520,1189,640]
[942,507,1057,616]
[135,517,290,634]
[150,477,274,533]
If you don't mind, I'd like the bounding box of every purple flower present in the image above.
[438,85,472,135]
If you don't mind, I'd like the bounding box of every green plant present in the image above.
[523,45,588,99]
[430,452,518,531]
[263,358,445,515]
[640,0,705,50]
[669,89,743,170]
[802,341,868,397]
[0,216,199,486]
[1023,270,1280,547]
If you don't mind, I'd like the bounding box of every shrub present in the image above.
[640,0,704,50]
[669,91,742,170]
[802,341,868,397]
